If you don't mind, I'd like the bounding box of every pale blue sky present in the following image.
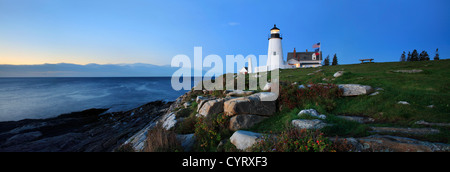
[0,0,449,66]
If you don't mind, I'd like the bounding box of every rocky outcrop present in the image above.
[370,127,440,135]
[229,115,267,131]
[229,130,262,151]
[414,120,450,127]
[392,69,423,73]
[0,101,171,152]
[291,119,330,130]
[124,97,186,152]
[161,112,177,130]
[338,84,374,96]
[196,96,210,104]
[334,135,450,152]
[176,133,195,152]
[336,115,375,124]
[224,92,277,117]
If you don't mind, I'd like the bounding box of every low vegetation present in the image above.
[194,113,232,152]
[250,128,335,152]
[251,59,450,144]
[153,59,450,152]
[145,123,183,152]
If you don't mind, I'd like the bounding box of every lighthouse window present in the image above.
[273,52,276,56]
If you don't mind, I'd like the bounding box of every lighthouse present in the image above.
[266,24,284,70]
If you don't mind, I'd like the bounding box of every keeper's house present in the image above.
[287,48,322,68]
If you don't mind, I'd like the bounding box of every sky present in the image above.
[0,0,449,67]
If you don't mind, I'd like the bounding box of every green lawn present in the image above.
[250,59,450,143]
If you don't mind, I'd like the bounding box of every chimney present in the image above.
[293,48,296,60]
[306,49,308,52]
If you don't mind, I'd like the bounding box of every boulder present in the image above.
[397,101,410,105]
[338,84,374,96]
[229,115,268,131]
[230,130,262,151]
[198,98,225,117]
[196,96,209,104]
[333,71,344,78]
[224,93,276,117]
[291,119,329,130]
[369,92,380,96]
[183,102,191,108]
[298,109,326,119]
[262,83,272,91]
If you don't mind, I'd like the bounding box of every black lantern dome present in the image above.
[269,24,282,39]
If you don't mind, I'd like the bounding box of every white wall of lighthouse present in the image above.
[266,25,284,71]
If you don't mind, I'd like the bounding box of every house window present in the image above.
[273,52,276,56]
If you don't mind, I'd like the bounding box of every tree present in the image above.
[400,51,406,62]
[411,49,419,61]
[422,51,430,61]
[332,54,338,66]
[407,51,411,61]
[323,55,330,66]
[419,51,425,61]
[434,48,440,60]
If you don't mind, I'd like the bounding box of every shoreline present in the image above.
[0,100,173,152]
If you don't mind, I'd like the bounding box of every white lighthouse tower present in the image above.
[266,24,284,70]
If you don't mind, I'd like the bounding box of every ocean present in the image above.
[0,77,191,122]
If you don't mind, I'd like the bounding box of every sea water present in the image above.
[0,77,191,121]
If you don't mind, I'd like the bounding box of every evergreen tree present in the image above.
[423,51,430,61]
[400,51,406,62]
[411,49,419,61]
[407,51,411,61]
[419,51,425,61]
[323,55,330,66]
[332,54,338,66]
[434,48,440,60]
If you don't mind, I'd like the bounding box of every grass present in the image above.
[168,59,450,152]
[251,59,450,143]
[281,60,450,122]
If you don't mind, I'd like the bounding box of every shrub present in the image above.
[174,101,199,134]
[144,124,183,152]
[278,82,342,111]
[194,113,231,152]
[175,115,197,134]
[175,108,192,118]
[250,128,335,152]
[330,137,356,152]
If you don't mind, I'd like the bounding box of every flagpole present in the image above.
[319,41,321,61]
